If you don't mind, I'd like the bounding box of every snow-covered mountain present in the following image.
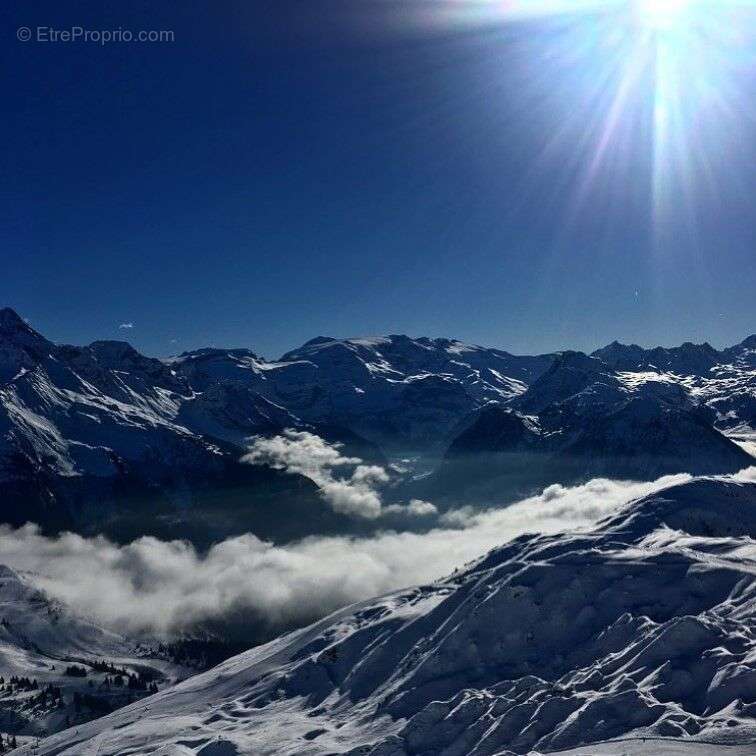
[172,334,755,453]
[171,335,554,452]
[0,310,555,542]
[424,351,754,505]
[593,340,725,375]
[2,306,755,543]
[22,474,756,755]
[0,565,190,739]
[592,336,756,434]
[0,309,381,544]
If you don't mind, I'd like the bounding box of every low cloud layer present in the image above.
[242,430,434,519]
[0,472,703,642]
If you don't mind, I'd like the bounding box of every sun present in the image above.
[406,0,751,235]
[636,0,691,31]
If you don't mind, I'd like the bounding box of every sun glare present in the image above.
[406,0,756,236]
[636,0,691,31]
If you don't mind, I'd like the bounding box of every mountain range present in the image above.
[427,350,754,505]
[1,307,754,543]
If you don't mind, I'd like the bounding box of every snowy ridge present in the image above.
[594,336,756,433]
[0,308,215,481]
[22,474,756,755]
[172,334,554,452]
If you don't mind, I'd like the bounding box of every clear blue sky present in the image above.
[2,1,755,359]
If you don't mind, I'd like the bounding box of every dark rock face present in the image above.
[592,340,722,375]
[446,405,539,457]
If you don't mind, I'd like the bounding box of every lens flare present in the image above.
[636,0,690,31]
[400,0,756,237]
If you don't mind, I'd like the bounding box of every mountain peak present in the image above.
[0,307,40,338]
[679,340,717,353]
[0,307,25,327]
[300,336,337,348]
[0,308,54,375]
[552,350,608,372]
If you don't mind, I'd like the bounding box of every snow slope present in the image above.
[22,474,756,755]
[0,566,190,738]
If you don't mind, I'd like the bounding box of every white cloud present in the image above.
[0,473,696,641]
[243,431,405,520]
[384,499,438,517]
[118,322,134,330]
[319,477,384,519]
[734,466,756,482]
[439,506,477,528]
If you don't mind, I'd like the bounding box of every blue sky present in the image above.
[3,1,755,358]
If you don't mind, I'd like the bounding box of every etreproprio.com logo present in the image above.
[17,26,175,45]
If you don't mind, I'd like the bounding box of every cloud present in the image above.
[734,466,756,483]
[385,499,438,517]
[439,506,476,528]
[243,431,406,520]
[118,322,134,330]
[0,473,697,643]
